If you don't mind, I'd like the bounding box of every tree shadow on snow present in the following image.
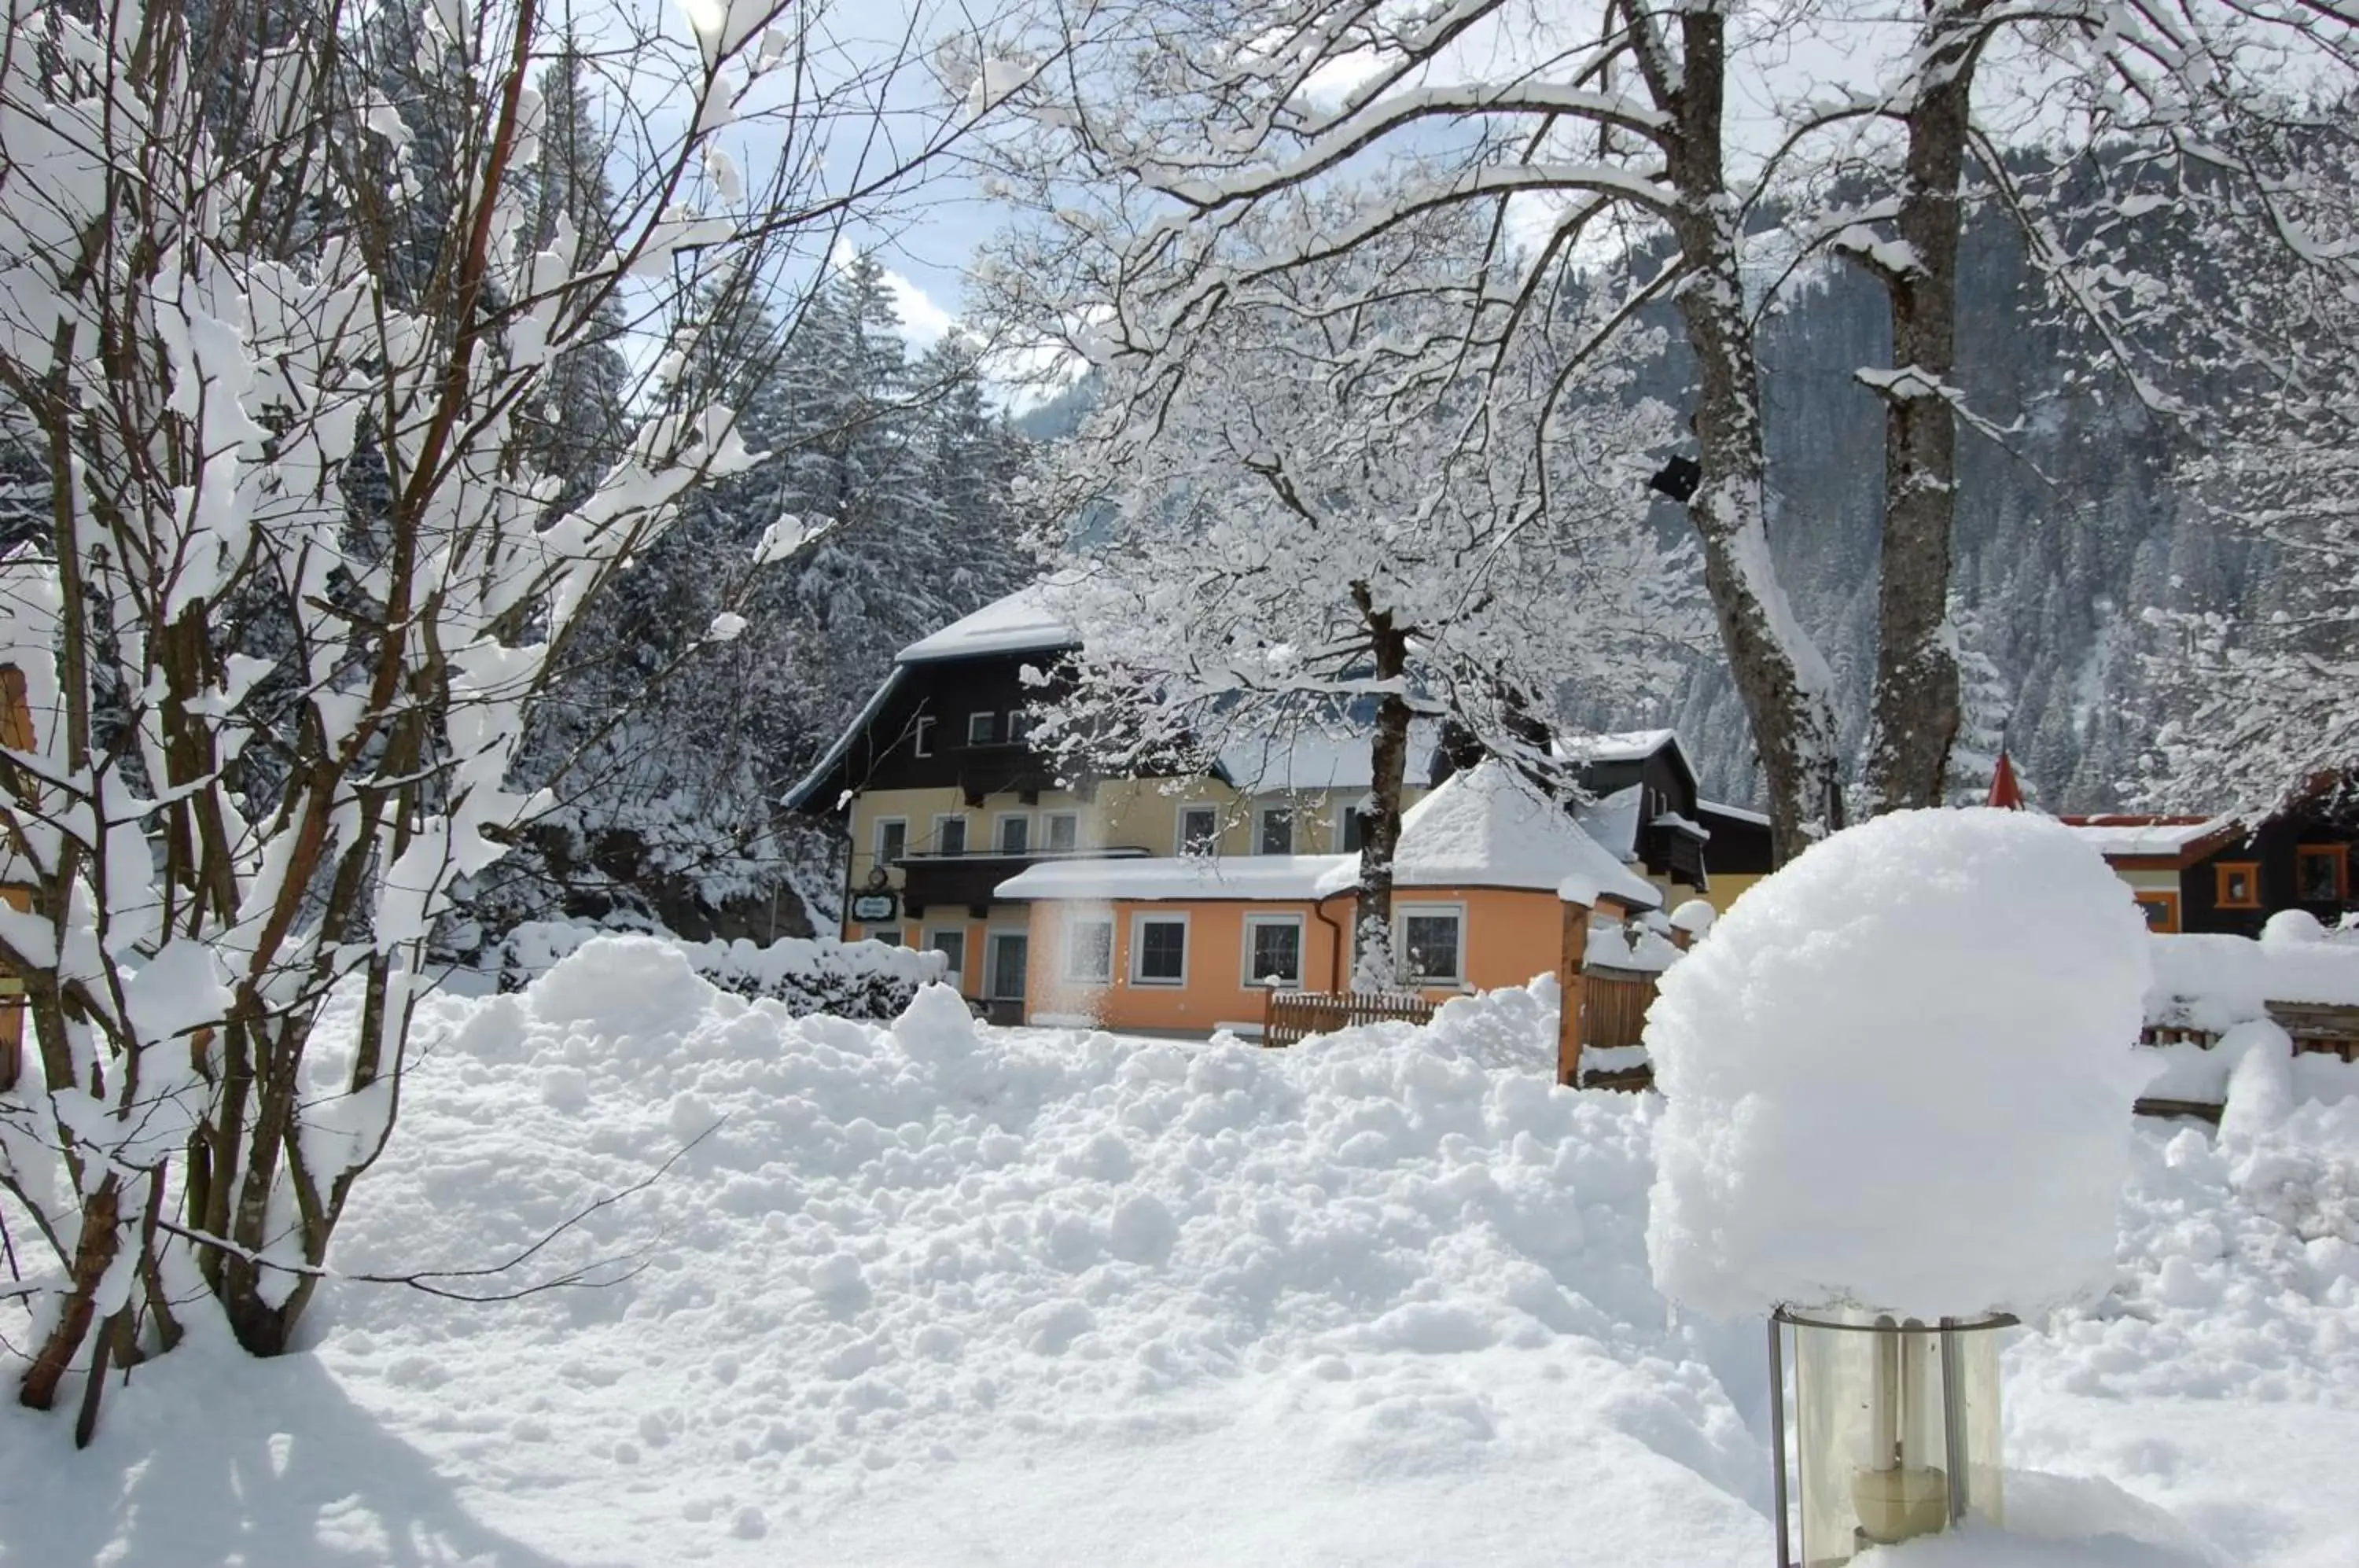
[0,1349,595,1568]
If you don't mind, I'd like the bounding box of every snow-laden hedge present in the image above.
[497,920,947,1020]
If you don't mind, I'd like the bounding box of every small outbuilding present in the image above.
[993,761,1659,1034]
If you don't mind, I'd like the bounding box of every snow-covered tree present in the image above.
[1029,216,1698,981]
[960,0,2359,856]
[2140,118,2359,813]
[0,0,991,1439]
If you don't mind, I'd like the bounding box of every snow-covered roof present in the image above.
[1216,719,1447,794]
[1651,812,1708,841]
[778,665,906,812]
[895,582,1081,665]
[1378,761,1662,907]
[1576,784,1643,860]
[1571,727,1678,762]
[2060,815,2236,859]
[996,853,1353,903]
[1696,799,1768,827]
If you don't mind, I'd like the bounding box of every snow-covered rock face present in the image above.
[1645,808,2156,1321]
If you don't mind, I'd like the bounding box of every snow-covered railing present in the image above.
[500,922,947,1021]
[2130,930,2359,1119]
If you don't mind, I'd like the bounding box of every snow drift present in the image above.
[313,939,1768,1559]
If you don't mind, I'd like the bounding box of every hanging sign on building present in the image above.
[850,891,900,924]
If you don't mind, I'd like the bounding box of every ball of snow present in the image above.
[1668,898,1717,939]
[2261,908,2328,946]
[1646,808,2155,1320]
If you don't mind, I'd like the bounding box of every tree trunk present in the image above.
[1861,7,1985,813]
[1352,591,1411,989]
[18,1175,120,1412]
[1664,10,1847,865]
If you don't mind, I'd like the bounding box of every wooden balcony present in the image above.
[898,845,1151,918]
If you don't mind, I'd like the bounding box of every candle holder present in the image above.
[1768,1306,2014,1566]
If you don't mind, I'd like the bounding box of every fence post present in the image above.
[1558,894,1591,1086]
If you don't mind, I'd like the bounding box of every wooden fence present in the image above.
[2133,1001,2359,1121]
[1263,989,1437,1047]
[1581,965,1657,1053]
[2139,1001,2359,1062]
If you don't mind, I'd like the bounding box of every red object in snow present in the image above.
[1986,749,2026,810]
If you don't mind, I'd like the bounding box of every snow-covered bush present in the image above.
[1646,808,2156,1320]
[499,926,945,1020]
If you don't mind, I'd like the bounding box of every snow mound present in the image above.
[322,957,1765,1550]
[1647,808,2155,1320]
[1416,974,1562,1073]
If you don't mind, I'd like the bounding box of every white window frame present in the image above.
[1041,810,1081,852]
[926,926,968,982]
[1129,911,1191,987]
[1395,902,1467,987]
[1176,803,1222,857]
[1005,709,1032,745]
[967,711,997,745]
[866,924,907,947]
[932,812,968,857]
[873,816,908,867]
[1064,915,1115,985]
[911,716,936,758]
[1241,912,1306,988]
[1255,802,1297,856]
[993,812,1033,856]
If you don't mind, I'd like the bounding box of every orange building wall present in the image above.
[1019,885,1572,1034]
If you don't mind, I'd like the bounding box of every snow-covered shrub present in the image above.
[499,925,945,1020]
[1646,808,2155,1320]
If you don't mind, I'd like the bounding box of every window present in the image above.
[1065,918,1114,984]
[926,928,967,982]
[967,712,996,745]
[1178,805,1220,856]
[1341,808,1375,853]
[934,814,968,856]
[2134,893,2180,933]
[1043,812,1080,852]
[986,931,1029,1000]
[866,925,905,946]
[2297,845,2348,904]
[1006,711,1032,745]
[874,818,907,867]
[1132,913,1189,985]
[912,716,936,758]
[995,813,1032,856]
[2215,862,2261,911]
[1397,905,1465,985]
[1243,915,1304,987]
[1257,805,1296,856]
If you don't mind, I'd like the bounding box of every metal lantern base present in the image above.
[1768,1306,2016,1568]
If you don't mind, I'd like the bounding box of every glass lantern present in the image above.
[1768,1307,2013,1566]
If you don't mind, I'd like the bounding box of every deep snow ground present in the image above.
[3,939,2354,1566]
